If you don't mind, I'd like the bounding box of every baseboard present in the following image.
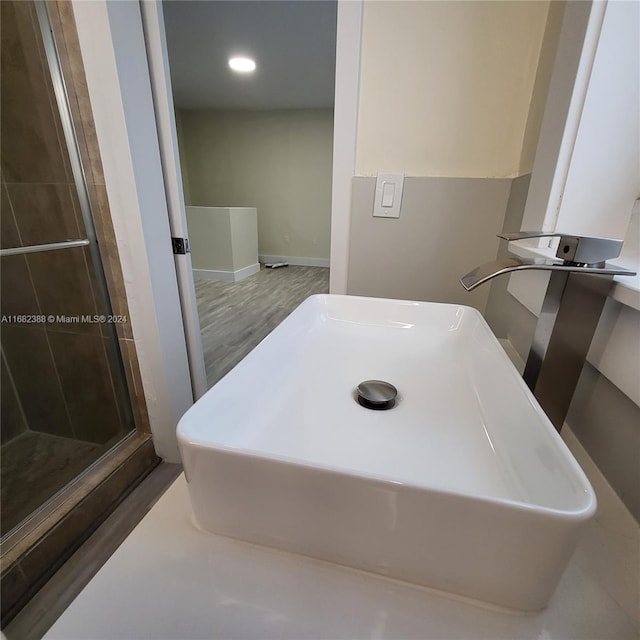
[192,263,260,283]
[259,255,330,268]
[234,263,261,281]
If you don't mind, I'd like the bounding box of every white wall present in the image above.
[555,0,639,240]
[518,1,565,175]
[510,0,639,314]
[329,0,362,294]
[345,1,556,310]
[186,206,258,277]
[174,110,192,207]
[186,208,234,272]
[355,0,551,178]
[177,109,333,261]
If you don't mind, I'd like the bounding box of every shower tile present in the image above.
[0,255,41,320]
[48,331,123,444]
[73,242,108,340]
[85,184,133,339]
[102,337,134,431]
[0,431,103,535]
[0,563,29,618]
[27,246,100,335]
[0,325,72,438]
[30,1,75,187]
[47,1,105,188]
[5,183,83,246]
[119,338,151,434]
[0,1,69,184]
[67,181,89,245]
[83,248,110,333]
[1,184,21,249]
[0,352,27,444]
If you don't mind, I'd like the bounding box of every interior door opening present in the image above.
[162,0,337,388]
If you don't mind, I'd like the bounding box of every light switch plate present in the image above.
[373,173,404,218]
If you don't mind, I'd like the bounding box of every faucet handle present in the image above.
[498,231,623,266]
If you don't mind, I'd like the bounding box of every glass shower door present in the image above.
[0,0,134,538]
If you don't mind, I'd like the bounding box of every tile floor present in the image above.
[0,432,107,536]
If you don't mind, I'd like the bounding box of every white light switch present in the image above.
[373,173,404,218]
[381,182,395,207]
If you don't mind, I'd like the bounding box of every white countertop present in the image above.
[44,429,639,640]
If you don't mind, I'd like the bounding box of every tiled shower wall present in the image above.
[0,0,149,445]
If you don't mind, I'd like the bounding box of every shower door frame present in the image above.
[0,0,135,428]
[0,0,136,544]
[0,0,161,625]
[70,0,195,463]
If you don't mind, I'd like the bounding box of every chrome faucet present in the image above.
[461,231,636,431]
[460,231,631,291]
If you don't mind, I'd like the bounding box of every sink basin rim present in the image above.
[181,438,596,521]
[178,294,598,611]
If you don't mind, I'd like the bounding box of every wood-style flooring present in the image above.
[195,265,329,388]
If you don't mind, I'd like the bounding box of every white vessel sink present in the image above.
[178,294,596,611]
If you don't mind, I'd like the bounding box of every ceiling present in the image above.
[163,0,338,110]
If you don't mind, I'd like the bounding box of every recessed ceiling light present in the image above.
[228,57,256,73]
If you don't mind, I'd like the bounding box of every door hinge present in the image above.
[172,237,190,255]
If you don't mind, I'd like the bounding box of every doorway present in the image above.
[162,0,336,387]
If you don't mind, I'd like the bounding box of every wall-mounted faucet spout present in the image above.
[461,231,636,431]
[460,232,632,291]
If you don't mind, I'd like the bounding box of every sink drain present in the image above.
[356,380,398,410]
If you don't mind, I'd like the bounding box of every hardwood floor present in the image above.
[195,265,330,387]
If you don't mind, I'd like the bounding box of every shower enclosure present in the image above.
[1,1,136,539]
